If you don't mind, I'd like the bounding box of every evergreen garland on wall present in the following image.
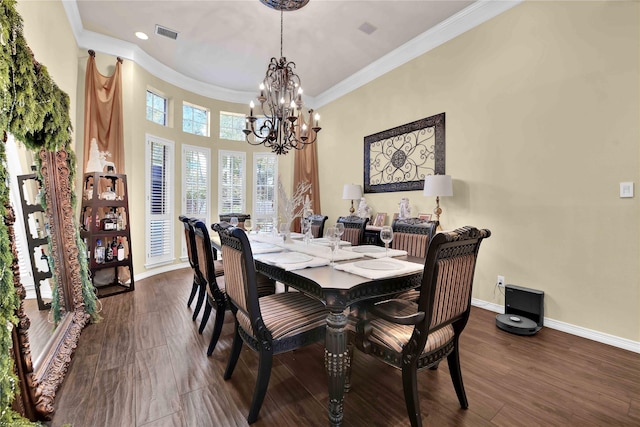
[1,0,99,422]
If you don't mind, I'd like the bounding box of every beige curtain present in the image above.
[293,126,320,232]
[83,51,124,174]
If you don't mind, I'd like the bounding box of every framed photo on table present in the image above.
[373,212,386,227]
[418,213,432,221]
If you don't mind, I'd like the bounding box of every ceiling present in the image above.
[68,1,519,107]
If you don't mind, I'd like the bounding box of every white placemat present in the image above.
[283,240,364,261]
[250,241,283,254]
[334,258,423,279]
[310,238,351,247]
[343,245,408,259]
[256,251,330,271]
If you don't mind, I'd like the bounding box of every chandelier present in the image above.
[243,0,321,155]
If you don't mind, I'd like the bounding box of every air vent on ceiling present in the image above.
[155,24,178,40]
[358,22,377,35]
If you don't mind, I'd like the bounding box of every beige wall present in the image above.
[319,1,640,341]
[18,1,640,342]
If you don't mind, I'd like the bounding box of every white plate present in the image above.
[278,252,314,264]
[351,245,386,253]
[353,259,401,271]
[252,242,276,249]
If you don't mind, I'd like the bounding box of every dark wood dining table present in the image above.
[212,234,423,426]
[255,257,423,426]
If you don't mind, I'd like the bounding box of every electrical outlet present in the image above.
[497,275,505,288]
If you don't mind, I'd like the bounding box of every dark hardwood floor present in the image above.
[44,267,640,426]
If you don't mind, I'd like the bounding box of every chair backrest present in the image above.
[412,226,490,353]
[179,215,198,270]
[391,218,439,258]
[307,214,328,238]
[192,219,224,299]
[337,215,369,246]
[219,213,251,230]
[213,223,264,337]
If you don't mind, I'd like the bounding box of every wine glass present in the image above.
[279,222,290,243]
[229,216,239,227]
[326,226,339,268]
[380,225,394,258]
[335,223,345,243]
[244,219,252,234]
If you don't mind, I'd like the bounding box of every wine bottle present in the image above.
[95,239,105,264]
[117,238,125,261]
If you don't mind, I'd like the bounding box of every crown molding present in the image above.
[63,0,523,108]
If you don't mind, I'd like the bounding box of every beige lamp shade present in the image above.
[423,175,453,197]
[342,184,362,200]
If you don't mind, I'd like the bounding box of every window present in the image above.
[145,134,174,267]
[181,145,210,258]
[183,102,209,137]
[253,153,278,232]
[219,111,246,141]
[218,150,246,215]
[146,90,167,126]
[220,111,269,141]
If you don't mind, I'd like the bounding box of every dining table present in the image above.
[212,230,424,426]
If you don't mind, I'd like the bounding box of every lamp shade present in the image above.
[342,184,362,200]
[424,175,453,197]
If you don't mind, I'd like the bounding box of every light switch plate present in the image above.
[620,182,634,198]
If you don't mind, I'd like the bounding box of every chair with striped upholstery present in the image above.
[351,226,491,427]
[337,215,369,246]
[391,218,439,258]
[214,223,328,424]
[179,215,203,315]
[307,214,328,238]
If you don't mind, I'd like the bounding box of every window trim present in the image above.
[145,134,175,268]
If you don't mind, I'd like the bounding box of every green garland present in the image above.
[1,0,99,422]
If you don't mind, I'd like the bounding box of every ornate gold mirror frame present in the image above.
[10,149,90,419]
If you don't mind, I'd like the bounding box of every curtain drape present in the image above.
[292,128,320,232]
[83,51,124,174]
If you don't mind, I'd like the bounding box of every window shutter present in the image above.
[146,135,174,267]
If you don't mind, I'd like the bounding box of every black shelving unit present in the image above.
[17,173,52,310]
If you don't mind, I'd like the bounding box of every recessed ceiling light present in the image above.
[135,32,149,40]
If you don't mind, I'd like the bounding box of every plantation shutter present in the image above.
[146,135,174,266]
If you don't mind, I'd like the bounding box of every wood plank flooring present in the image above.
[46,267,640,426]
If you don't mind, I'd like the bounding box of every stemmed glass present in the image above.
[279,222,290,243]
[244,219,252,234]
[229,216,239,227]
[326,226,339,268]
[335,223,345,244]
[380,225,394,258]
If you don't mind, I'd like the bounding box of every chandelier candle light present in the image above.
[244,0,321,155]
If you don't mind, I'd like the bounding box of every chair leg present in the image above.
[447,343,468,409]
[224,324,243,380]
[192,284,206,321]
[402,362,422,427]
[198,300,212,334]
[206,304,226,356]
[187,275,198,307]
[247,348,273,424]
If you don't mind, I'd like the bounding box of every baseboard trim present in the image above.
[135,262,189,282]
[471,298,640,354]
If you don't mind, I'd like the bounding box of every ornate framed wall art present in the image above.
[364,112,445,193]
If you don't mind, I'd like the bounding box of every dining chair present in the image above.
[179,215,215,323]
[337,215,369,246]
[213,223,328,424]
[307,214,328,238]
[350,226,491,427]
[219,213,251,230]
[391,217,439,259]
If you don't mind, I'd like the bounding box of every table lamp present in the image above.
[423,175,453,225]
[342,184,362,215]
